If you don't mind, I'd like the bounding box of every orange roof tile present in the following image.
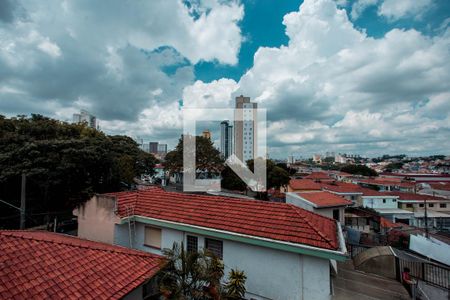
[108,188,339,251]
[296,191,353,208]
[0,231,162,300]
[289,179,322,190]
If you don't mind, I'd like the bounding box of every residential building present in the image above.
[72,109,97,129]
[286,191,352,223]
[157,143,167,158]
[0,230,162,300]
[304,172,333,182]
[356,178,416,192]
[220,120,233,159]
[74,187,347,300]
[360,189,413,224]
[234,95,257,163]
[149,142,158,155]
[312,154,322,163]
[287,155,295,165]
[284,179,322,192]
[321,182,364,204]
[418,182,450,199]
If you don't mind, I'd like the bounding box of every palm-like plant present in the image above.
[159,242,225,300]
[224,269,247,299]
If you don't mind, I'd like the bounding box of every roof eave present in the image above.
[119,215,348,261]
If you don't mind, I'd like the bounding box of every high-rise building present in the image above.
[287,155,295,165]
[234,95,257,163]
[149,142,159,155]
[202,129,211,140]
[72,110,97,129]
[220,120,233,159]
[157,143,167,157]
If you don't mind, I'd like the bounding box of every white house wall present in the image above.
[114,222,331,300]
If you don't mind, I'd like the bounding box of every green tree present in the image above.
[0,114,156,228]
[247,159,290,199]
[165,135,224,176]
[221,165,247,191]
[340,164,377,177]
[224,269,247,299]
[159,242,224,300]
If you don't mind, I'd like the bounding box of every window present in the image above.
[144,227,161,249]
[205,238,223,259]
[393,199,397,202]
[429,203,434,208]
[440,203,447,208]
[419,204,424,207]
[333,209,340,221]
[382,199,386,203]
[406,204,413,208]
[187,235,198,253]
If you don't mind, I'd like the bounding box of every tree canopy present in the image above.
[340,164,377,177]
[165,135,224,175]
[0,114,156,228]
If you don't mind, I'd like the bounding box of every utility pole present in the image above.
[424,198,429,239]
[20,173,26,229]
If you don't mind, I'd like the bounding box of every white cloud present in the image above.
[195,0,450,156]
[37,38,61,58]
[350,0,379,20]
[378,0,433,21]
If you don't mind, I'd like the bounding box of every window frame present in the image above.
[186,235,198,253]
[205,238,223,259]
[144,226,162,250]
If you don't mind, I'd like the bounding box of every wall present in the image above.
[286,193,345,223]
[115,222,332,300]
[73,195,119,244]
[362,196,398,209]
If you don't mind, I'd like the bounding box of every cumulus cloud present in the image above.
[0,0,244,146]
[351,0,379,20]
[378,0,433,21]
[200,0,450,156]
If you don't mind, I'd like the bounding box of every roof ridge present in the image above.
[0,231,160,259]
[287,204,335,248]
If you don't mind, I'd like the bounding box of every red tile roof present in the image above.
[321,182,365,194]
[358,179,416,188]
[380,217,402,228]
[108,187,339,250]
[289,179,322,190]
[0,231,162,300]
[296,191,353,208]
[429,182,450,191]
[304,172,332,180]
[382,191,448,201]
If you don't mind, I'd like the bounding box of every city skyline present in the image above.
[1,0,449,158]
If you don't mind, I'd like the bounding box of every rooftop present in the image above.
[289,179,322,190]
[0,231,162,300]
[106,187,340,251]
[382,191,448,201]
[304,172,333,181]
[296,191,353,208]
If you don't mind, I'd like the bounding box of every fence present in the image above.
[396,257,450,291]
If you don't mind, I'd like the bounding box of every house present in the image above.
[285,191,352,223]
[0,230,162,300]
[74,187,347,300]
[321,182,364,204]
[283,178,322,192]
[356,178,416,192]
[360,189,413,224]
[386,191,450,230]
[303,172,333,182]
[418,182,450,199]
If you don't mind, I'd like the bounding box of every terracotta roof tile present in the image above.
[296,191,353,208]
[0,231,162,300]
[106,188,339,251]
[289,179,322,190]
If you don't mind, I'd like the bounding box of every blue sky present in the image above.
[1,0,449,158]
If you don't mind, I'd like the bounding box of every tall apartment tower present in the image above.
[234,95,257,163]
[149,142,159,155]
[72,110,97,129]
[220,121,233,159]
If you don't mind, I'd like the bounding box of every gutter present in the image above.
[119,215,348,261]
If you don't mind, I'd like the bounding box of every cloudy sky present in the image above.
[1,0,449,158]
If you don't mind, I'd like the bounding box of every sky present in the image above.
[0,0,449,158]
